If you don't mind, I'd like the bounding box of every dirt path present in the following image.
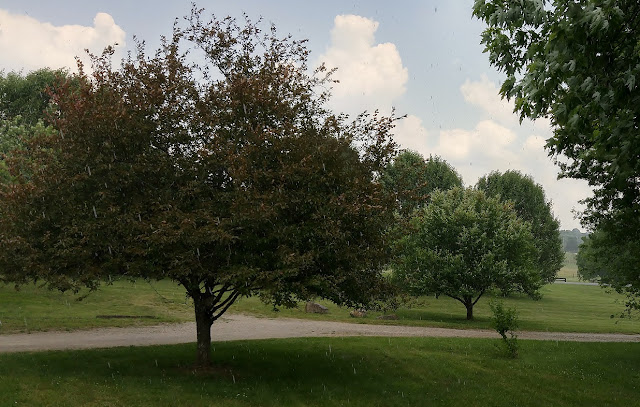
[1,314,638,354]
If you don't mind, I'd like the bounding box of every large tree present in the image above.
[0,10,398,366]
[392,187,539,320]
[476,170,563,283]
[472,1,640,225]
[381,150,462,217]
[473,0,640,309]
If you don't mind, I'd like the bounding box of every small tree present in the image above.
[476,170,564,284]
[490,300,519,358]
[392,187,539,320]
[0,9,398,367]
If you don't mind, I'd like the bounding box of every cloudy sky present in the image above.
[0,0,592,230]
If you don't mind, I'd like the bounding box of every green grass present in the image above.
[558,252,580,281]
[0,280,193,333]
[0,337,638,406]
[232,283,639,334]
[1,278,638,335]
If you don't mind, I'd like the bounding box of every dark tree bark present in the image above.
[193,295,214,367]
[465,304,473,320]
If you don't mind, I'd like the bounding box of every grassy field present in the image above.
[1,278,638,335]
[0,280,193,333]
[0,337,638,407]
[558,252,580,281]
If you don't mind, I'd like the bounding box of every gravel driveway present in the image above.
[1,314,638,354]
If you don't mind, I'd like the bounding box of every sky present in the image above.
[0,0,593,230]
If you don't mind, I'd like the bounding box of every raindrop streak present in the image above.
[93,206,97,218]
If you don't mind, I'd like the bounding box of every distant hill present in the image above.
[560,229,589,253]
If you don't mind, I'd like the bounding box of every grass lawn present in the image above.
[0,280,193,333]
[557,252,580,282]
[1,278,638,335]
[232,283,640,334]
[0,337,638,407]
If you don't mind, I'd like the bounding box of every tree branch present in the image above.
[212,290,241,320]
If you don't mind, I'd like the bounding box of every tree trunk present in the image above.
[193,296,214,367]
[465,302,474,320]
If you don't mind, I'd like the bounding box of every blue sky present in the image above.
[0,0,592,229]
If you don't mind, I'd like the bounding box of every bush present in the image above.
[490,300,519,358]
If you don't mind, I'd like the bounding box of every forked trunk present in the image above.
[464,299,474,320]
[194,297,214,367]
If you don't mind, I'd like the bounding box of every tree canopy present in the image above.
[392,187,539,320]
[473,0,640,311]
[381,150,462,217]
[476,170,563,283]
[0,69,64,124]
[0,10,398,366]
[0,69,64,184]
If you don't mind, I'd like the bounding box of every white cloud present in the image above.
[392,74,591,229]
[0,9,126,73]
[393,114,429,153]
[460,74,519,126]
[319,14,408,116]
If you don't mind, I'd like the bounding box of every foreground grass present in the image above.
[1,279,638,335]
[0,337,638,407]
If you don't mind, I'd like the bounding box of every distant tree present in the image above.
[0,69,64,124]
[563,235,579,254]
[392,187,539,320]
[381,150,462,217]
[473,1,640,309]
[577,230,640,312]
[476,170,563,283]
[0,118,55,184]
[0,10,398,367]
[0,68,66,183]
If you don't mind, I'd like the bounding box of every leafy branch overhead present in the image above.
[473,0,639,231]
[473,0,640,313]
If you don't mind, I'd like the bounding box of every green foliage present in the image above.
[0,9,398,366]
[490,300,519,358]
[0,68,64,125]
[381,150,462,217]
[476,170,563,283]
[0,116,56,184]
[577,230,640,313]
[0,69,64,184]
[473,0,640,310]
[392,187,540,320]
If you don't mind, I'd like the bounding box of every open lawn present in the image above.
[557,252,580,282]
[1,280,638,335]
[233,284,640,334]
[0,280,193,333]
[0,337,638,407]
